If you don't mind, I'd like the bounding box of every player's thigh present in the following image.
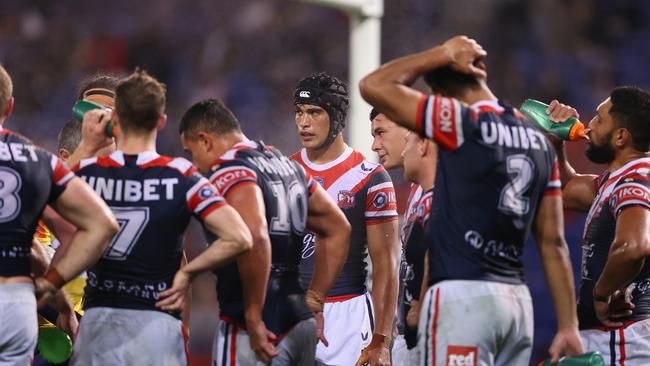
[316,293,373,365]
[271,318,317,366]
[0,284,37,366]
[418,281,532,366]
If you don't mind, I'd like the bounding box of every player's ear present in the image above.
[157,114,167,130]
[613,127,628,149]
[419,138,428,157]
[197,131,212,151]
[3,97,14,119]
[58,148,70,161]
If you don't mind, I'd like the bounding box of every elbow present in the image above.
[103,215,120,245]
[359,75,382,106]
[612,239,650,261]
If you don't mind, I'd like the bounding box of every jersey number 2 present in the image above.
[0,167,22,223]
[269,180,308,235]
[104,206,150,260]
[498,154,534,216]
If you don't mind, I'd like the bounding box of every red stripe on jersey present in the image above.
[544,189,562,196]
[292,150,366,191]
[619,328,626,366]
[138,156,174,169]
[305,173,317,195]
[366,186,397,217]
[476,105,505,115]
[431,288,441,365]
[213,144,257,165]
[95,155,124,168]
[210,167,257,195]
[230,325,237,366]
[607,163,650,188]
[221,181,257,200]
[199,200,226,220]
[431,97,460,150]
[416,94,427,136]
[52,158,73,186]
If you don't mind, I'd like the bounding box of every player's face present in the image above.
[371,114,407,169]
[586,98,616,164]
[401,131,421,183]
[295,104,330,149]
[181,133,213,174]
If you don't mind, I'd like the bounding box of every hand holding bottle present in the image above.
[520,99,587,141]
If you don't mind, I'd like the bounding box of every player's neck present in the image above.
[457,86,497,106]
[305,135,346,164]
[608,149,650,172]
[117,132,157,155]
[415,160,436,191]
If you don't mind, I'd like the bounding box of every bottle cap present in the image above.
[568,122,586,141]
[37,327,73,364]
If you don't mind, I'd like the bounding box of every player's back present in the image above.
[0,128,73,277]
[75,151,223,315]
[419,98,560,285]
[208,141,313,335]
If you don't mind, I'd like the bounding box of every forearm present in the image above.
[50,228,111,282]
[594,244,646,298]
[309,231,349,296]
[371,267,398,336]
[540,239,579,329]
[237,238,271,324]
[182,238,245,278]
[50,288,75,316]
[552,141,578,188]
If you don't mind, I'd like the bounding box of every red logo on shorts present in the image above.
[447,345,477,366]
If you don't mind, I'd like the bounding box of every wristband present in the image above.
[305,289,325,313]
[43,267,66,289]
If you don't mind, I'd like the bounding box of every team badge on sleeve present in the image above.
[337,190,355,208]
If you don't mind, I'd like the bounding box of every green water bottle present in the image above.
[37,327,73,364]
[72,99,114,138]
[538,351,605,366]
[520,99,586,141]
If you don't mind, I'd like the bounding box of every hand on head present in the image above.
[441,35,488,79]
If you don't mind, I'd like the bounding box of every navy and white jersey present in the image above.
[207,141,316,337]
[415,97,561,286]
[578,157,650,329]
[0,128,73,277]
[75,151,225,316]
[291,146,398,298]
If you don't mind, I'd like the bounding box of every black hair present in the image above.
[77,72,119,100]
[179,98,241,137]
[423,66,480,99]
[610,86,650,152]
[369,107,380,122]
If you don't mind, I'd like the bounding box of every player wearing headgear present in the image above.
[65,69,253,366]
[369,107,427,366]
[292,72,399,366]
[542,89,650,365]
[0,64,118,366]
[360,35,584,365]
[171,98,350,365]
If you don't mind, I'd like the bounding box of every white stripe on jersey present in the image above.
[135,151,160,165]
[424,97,434,139]
[186,177,210,201]
[209,165,257,183]
[78,156,99,170]
[365,210,398,218]
[453,98,464,147]
[325,160,380,200]
[56,172,75,186]
[166,157,193,174]
[195,196,223,214]
[367,182,393,193]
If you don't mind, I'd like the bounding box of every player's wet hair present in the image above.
[57,119,82,153]
[77,73,118,102]
[294,72,349,146]
[609,86,650,152]
[179,98,242,138]
[369,107,380,122]
[115,68,166,133]
[423,66,481,99]
[0,64,13,115]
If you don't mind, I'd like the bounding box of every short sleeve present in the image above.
[186,172,227,220]
[365,167,398,225]
[208,162,258,197]
[544,159,562,196]
[48,155,75,203]
[609,173,650,217]
[415,94,476,151]
[417,189,434,227]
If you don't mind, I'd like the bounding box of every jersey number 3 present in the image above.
[498,154,534,216]
[0,167,22,223]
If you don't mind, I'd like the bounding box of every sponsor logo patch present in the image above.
[315,176,325,186]
[337,190,355,208]
[299,90,310,98]
[373,192,388,209]
[199,185,215,199]
[447,345,477,366]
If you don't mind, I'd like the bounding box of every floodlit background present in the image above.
[2,0,649,364]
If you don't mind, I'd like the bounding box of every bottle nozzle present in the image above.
[568,121,586,141]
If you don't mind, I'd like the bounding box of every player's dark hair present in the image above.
[0,64,13,115]
[77,72,119,101]
[610,86,650,152]
[57,119,82,152]
[369,107,380,122]
[179,99,242,138]
[423,66,481,99]
[115,68,166,133]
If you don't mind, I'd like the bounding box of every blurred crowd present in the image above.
[1,0,648,364]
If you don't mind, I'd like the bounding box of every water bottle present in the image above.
[538,352,605,366]
[37,327,73,364]
[72,99,114,137]
[520,99,586,141]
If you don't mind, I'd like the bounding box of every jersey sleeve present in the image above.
[48,154,75,203]
[609,173,650,217]
[544,159,562,196]
[185,172,227,220]
[415,94,476,151]
[208,161,258,198]
[365,167,398,225]
[417,189,434,227]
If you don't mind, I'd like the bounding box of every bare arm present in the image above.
[532,194,583,362]
[367,221,399,338]
[593,207,650,305]
[306,184,350,298]
[41,206,76,248]
[359,36,486,132]
[224,184,279,362]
